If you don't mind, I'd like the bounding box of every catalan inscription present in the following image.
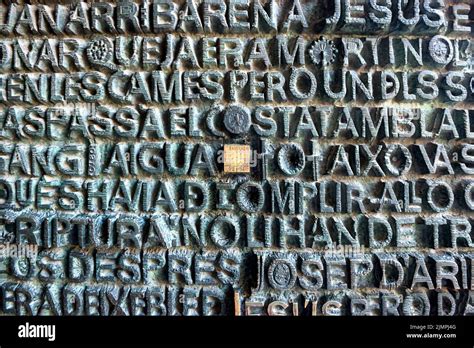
[0,0,473,316]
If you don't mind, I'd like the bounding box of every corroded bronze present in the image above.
[0,0,473,316]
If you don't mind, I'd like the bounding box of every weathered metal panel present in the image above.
[0,0,472,316]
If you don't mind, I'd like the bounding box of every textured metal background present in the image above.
[0,0,472,316]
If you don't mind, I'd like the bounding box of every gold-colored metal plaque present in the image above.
[223,145,251,173]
